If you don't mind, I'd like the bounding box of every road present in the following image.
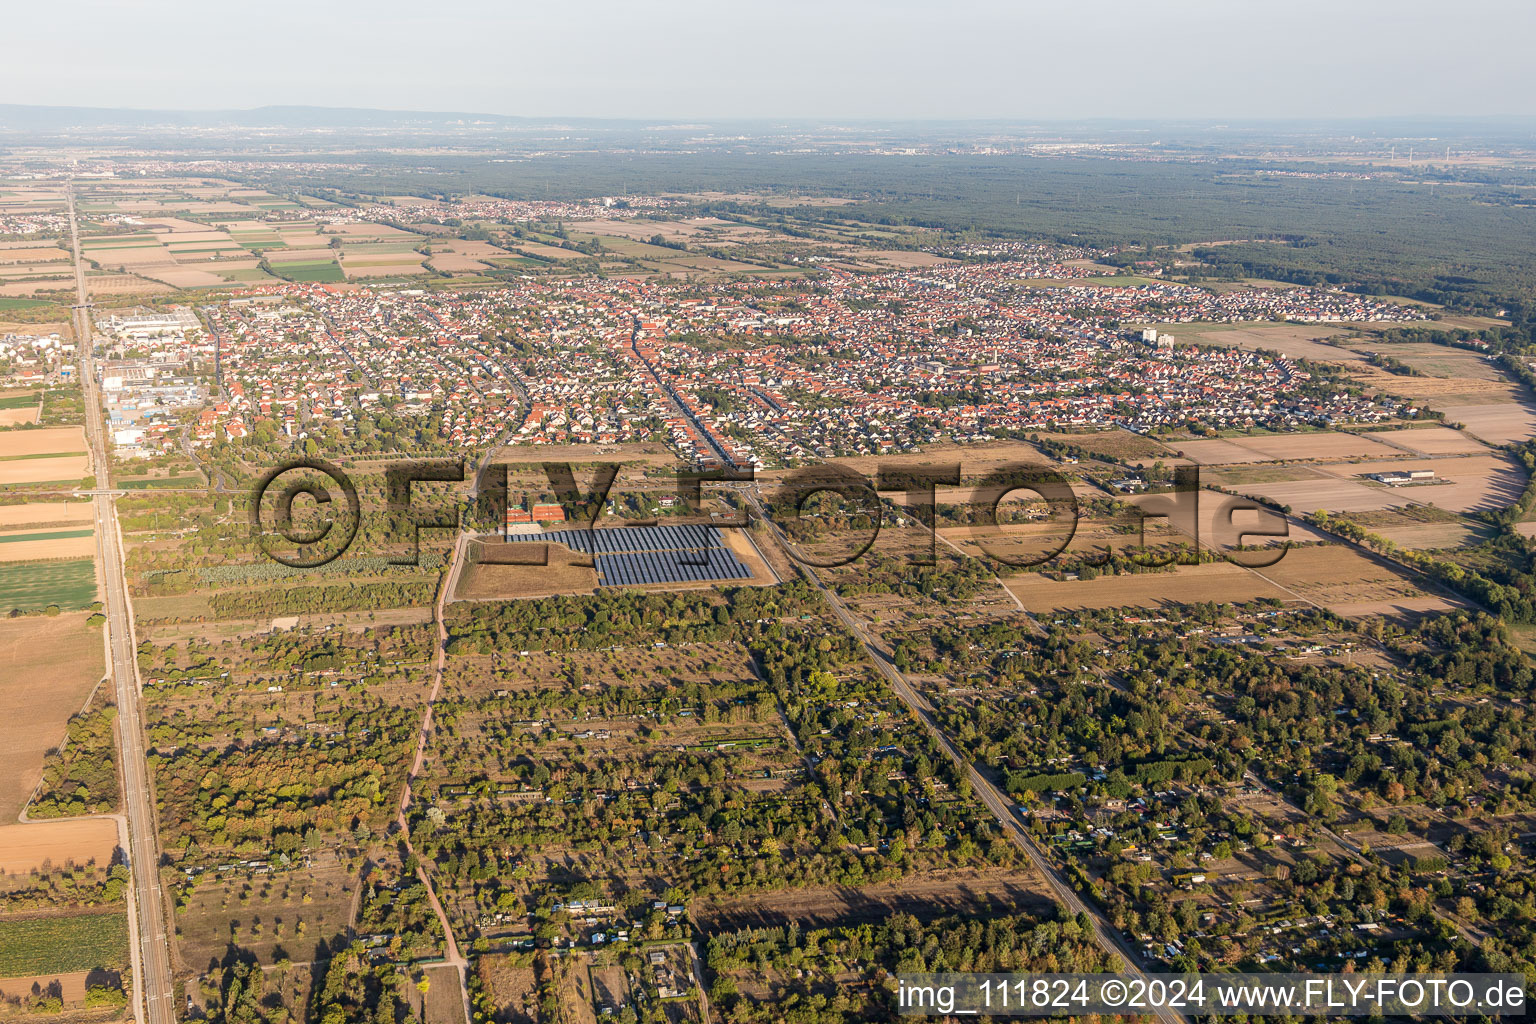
[66,181,179,1024]
[741,488,1190,1024]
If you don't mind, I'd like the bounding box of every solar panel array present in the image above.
[503,524,753,587]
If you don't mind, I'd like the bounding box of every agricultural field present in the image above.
[0,559,97,614]
[0,497,94,564]
[0,820,119,875]
[0,913,129,977]
[0,387,43,427]
[0,613,105,822]
[1004,561,1289,614]
[1367,425,1490,455]
[1258,542,1461,619]
[0,426,90,488]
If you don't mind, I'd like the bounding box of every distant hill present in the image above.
[0,104,551,131]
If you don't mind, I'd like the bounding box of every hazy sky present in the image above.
[6,0,1534,120]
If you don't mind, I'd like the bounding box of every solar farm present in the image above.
[503,524,754,587]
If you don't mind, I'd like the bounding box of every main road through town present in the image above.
[66,181,178,1024]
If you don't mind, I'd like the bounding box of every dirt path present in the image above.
[395,532,473,1024]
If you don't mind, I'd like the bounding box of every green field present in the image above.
[0,558,96,612]
[0,912,129,976]
[0,392,41,409]
[0,298,51,311]
[117,475,203,490]
[273,261,344,283]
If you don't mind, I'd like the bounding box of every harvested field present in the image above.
[0,970,94,1004]
[1173,439,1283,465]
[80,274,168,296]
[1439,401,1536,446]
[1005,561,1289,614]
[423,965,467,1024]
[427,254,488,273]
[0,456,88,486]
[1259,544,1460,618]
[1236,478,1407,514]
[1227,432,1400,461]
[1171,431,1397,465]
[0,427,86,458]
[693,867,1053,932]
[0,613,106,821]
[0,528,93,561]
[455,538,599,600]
[1355,342,1505,380]
[342,261,427,279]
[1367,426,1488,455]
[1373,521,1491,551]
[0,247,68,265]
[1339,454,1524,512]
[0,406,39,427]
[0,819,119,874]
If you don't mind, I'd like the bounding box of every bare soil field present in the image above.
[590,965,632,1019]
[0,456,89,487]
[1171,432,1398,465]
[1259,544,1459,617]
[0,427,86,458]
[1373,521,1491,551]
[1355,343,1505,381]
[693,868,1052,932]
[0,533,94,561]
[1369,426,1489,455]
[341,262,428,279]
[1004,561,1290,614]
[80,274,168,297]
[0,247,68,265]
[0,613,104,822]
[0,819,119,874]
[455,538,599,600]
[1236,478,1408,514]
[427,254,489,274]
[1229,432,1402,461]
[1351,364,1521,406]
[146,268,225,288]
[0,405,39,427]
[1337,454,1525,512]
[1439,401,1536,446]
[1172,439,1283,465]
[0,970,91,1004]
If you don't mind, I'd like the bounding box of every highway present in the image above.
[742,487,1191,1024]
[66,182,178,1024]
